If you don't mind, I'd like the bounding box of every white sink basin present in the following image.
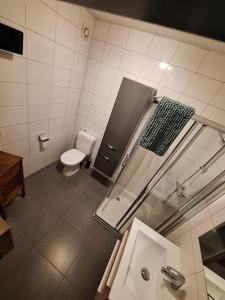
[109,218,181,300]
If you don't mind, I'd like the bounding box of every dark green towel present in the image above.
[139,97,195,156]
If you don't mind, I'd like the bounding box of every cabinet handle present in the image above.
[102,155,111,162]
[106,144,117,151]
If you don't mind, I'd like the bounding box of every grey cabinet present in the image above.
[94,78,156,177]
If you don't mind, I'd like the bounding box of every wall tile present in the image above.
[201,105,225,126]
[98,63,117,85]
[0,106,28,127]
[29,104,50,122]
[77,103,88,119]
[49,117,64,132]
[86,58,99,77]
[56,15,77,49]
[54,43,74,69]
[41,0,57,10]
[89,39,105,61]
[0,123,28,144]
[26,30,54,64]
[0,54,27,83]
[114,70,136,87]
[120,50,144,75]
[212,206,225,227]
[51,87,68,103]
[70,72,84,89]
[173,231,195,276]
[28,85,51,104]
[161,66,193,92]
[0,0,25,26]
[29,120,49,136]
[52,67,71,87]
[171,43,207,71]
[0,82,27,106]
[80,91,93,106]
[66,102,78,115]
[4,139,29,156]
[93,20,109,42]
[139,57,166,84]
[184,74,222,103]
[78,36,91,56]
[83,76,96,92]
[68,88,81,102]
[50,103,66,118]
[107,24,130,48]
[26,0,56,40]
[179,95,206,114]
[126,29,153,55]
[210,83,225,110]
[57,0,80,26]
[102,44,124,68]
[90,95,108,113]
[198,51,225,81]
[191,219,213,272]
[27,60,52,85]
[73,53,88,73]
[95,80,112,100]
[157,85,181,101]
[148,36,178,63]
[79,8,94,33]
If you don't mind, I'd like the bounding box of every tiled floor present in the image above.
[0,162,117,300]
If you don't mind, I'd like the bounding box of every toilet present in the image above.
[60,130,96,176]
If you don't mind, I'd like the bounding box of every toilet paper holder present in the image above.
[38,134,50,143]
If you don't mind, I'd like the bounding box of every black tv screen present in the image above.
[0,23,23,55]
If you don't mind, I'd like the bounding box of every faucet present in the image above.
[161,266,185,290]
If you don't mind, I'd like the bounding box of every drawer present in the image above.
[94,151,120,177]
[0,164,20,186]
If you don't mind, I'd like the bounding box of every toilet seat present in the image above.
[60,149,85,166]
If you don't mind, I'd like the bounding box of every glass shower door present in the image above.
[117,126,225,233]
[95,119,197,228]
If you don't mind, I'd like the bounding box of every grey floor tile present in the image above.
[38,222,85,275]
[52,279,84,300]
[0,226,33,280]
[65,196,95,235]
[14,205,61,247]
[2,162,117,300]
[66,239,107,299]
[6,186,40,225]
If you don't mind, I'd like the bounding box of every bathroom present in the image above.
[0,0,225,299]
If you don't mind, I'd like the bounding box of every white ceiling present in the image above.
[89,8,225,53]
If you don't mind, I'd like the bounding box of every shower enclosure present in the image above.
[95,100,225,234]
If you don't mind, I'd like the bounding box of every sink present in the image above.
[109,218,181,300]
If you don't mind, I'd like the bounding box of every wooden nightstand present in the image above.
[0,151,25,219]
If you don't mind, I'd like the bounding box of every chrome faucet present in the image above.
[161,266,185,290]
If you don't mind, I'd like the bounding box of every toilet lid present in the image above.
[60,149,85,166]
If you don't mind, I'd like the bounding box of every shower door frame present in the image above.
[95,101,225,235]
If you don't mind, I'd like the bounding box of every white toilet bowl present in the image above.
[60,149,85,176]
[60,130,96,176]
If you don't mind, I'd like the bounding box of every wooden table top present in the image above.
[0,151,23,178]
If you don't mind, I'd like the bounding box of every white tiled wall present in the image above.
[75,20,225,162]
[166,194,225,300]
[0,0,94,175]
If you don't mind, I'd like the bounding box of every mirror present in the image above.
[199,222,225,300]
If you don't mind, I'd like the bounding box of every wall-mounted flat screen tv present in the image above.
[0,23,23,55]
